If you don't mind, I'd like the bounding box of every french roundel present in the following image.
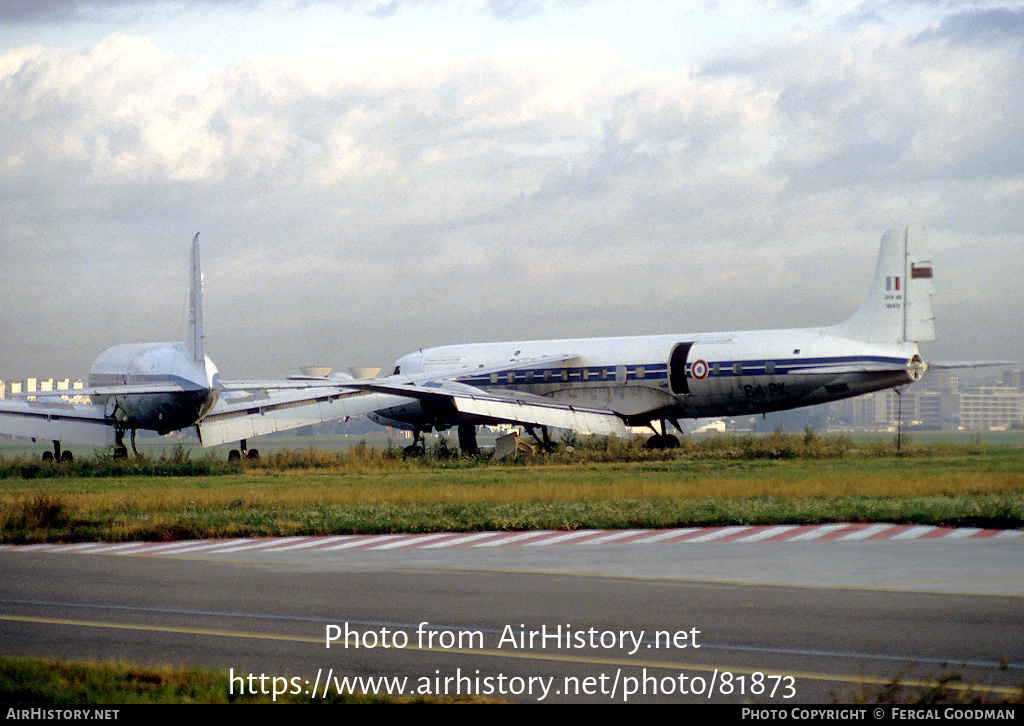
[690,359,708,380]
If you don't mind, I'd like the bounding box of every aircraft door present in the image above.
[669,342,694,395]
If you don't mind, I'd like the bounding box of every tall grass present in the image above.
[0,431,994,480]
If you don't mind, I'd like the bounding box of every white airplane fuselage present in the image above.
[388,330,922,428]
[87,342,219,433]
[368,225,935,438]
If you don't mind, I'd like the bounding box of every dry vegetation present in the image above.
[1,433,1021,542]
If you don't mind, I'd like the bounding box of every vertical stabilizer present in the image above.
[833,226,936,343]
[187,232,205,365]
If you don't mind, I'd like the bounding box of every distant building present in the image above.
[957,386,1023,430]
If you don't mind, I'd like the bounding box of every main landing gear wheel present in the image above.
[43,441,73,462]
[403,429,426,457]
[644,434,680,450]
[229,439,259,461]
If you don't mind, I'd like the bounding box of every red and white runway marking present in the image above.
[2,523,1020,556]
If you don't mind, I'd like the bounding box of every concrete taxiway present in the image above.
[1,525,1022,703]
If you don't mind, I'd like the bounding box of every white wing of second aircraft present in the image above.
[0,397,117,448]
[197,352,628,446]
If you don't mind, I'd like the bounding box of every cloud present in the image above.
[1,14,1021,379]
[915,6,1024,45]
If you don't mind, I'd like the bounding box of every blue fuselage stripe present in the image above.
[457,355,905,387]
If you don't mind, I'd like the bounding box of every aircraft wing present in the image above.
[215,378,355,392]
[196,384,401,446]
[0,398,117,447]
[339,379,629,437]
[197,352,627,444]
[4,382,195,398]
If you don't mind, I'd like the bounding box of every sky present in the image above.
[1,0,1022,381]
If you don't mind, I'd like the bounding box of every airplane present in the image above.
[195,224,992,454]
[0,234,361,461]
[1,225,997,460]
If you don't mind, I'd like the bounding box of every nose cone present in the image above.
[907,352,926,382]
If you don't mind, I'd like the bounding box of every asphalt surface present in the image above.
[2,527,1022,703]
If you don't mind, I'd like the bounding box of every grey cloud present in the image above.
[2,21,1022,378]
[915,6,1024,44]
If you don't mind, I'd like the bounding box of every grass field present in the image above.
[1,432,1021,543]
[3,435,1022,705]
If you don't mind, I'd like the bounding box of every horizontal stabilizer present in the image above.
[926,360,1017,370]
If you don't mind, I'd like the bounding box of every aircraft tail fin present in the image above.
[832,225,936,344]
[187,232,205,365]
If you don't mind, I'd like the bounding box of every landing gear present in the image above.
[644,433,680,449]
[645,419,681,449]
[113,428,130,459]
[458,425,478,455]
[42,441,74,463]
[525,425,554,452]
[229,439,260,461]
[403,430,426,457]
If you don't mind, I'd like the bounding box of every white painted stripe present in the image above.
[473,531,554,547]
[6,525,1020,556]
[787,524,853,541]
[144,538,258,554]
[62,542,110,552]
[579,530,651,545]
[683,526,752,543]
[837,524,895,541]
[634,528,703,544]
[95,542,151,554]
[733,525,801,542]
[271,537,354,551]
[424,532,506,548]
[524,531,603,546]
[204,539,283,553]
[891,525,938,540]
[322,534,406,550]
[372,533,453,550]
